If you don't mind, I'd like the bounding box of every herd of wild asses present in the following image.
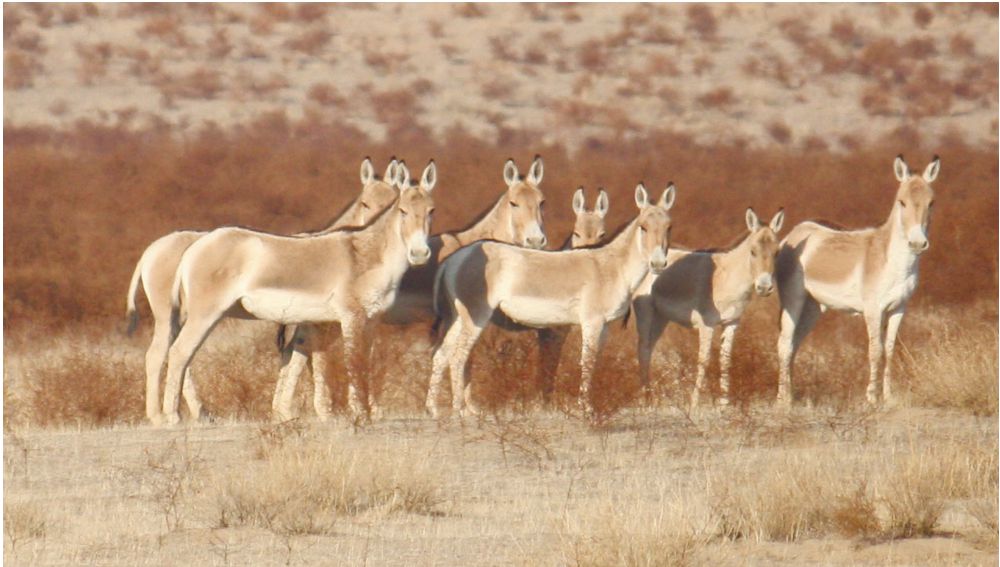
[126,154,940,425]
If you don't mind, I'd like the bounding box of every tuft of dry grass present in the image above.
[4,501,48,553]
[209,443,442,535]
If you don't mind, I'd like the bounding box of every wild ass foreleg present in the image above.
[181,368,203,421]
[776,296,821,407]
[718,323,738,406]
[427,320,461,418]
[633,298,667,396]
[310,347,334,421]
[536,328,568,407]
[881,307,906,405]
[691,325,715,410]
[341,317,373,421]
[273,342,308,422]
[145,322,171,423]
[578,322,608,420]
[864,311,887,405]
[162,316,219,426]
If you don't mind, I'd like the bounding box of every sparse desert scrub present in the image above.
[4,500,48,553]
[209,443,442,535]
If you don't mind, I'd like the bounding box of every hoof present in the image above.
[163,412,181,426]
[149,413,165,426]
[370,405,385,422]
[196,411,216,425]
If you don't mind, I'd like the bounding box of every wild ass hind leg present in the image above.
[717,323,738,407]
[181,367,205,423]
[864,310,887,406]
[341,317,373,424]
[273,340,308,423]
[690,325,715,411]
[634,298,668,404]
[162,314,221,426]
[776,294,821,408]
[881,306,906,406]
[310,347,334,422]
[144,321,172,425]
[578,322,609,421]
[426,320,461,418]
[536,328,568,408]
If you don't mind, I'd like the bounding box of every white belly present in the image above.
[241,289,339,323]
[499,296,577,327]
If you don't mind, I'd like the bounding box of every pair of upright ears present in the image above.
[504,156,544,187]
[360,157,436,192]
[572,188,609,217]
[894,155,941,183]
[746,208,785,233]
[634,183,676,210]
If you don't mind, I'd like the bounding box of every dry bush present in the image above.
[306,81,345,107]
[156,67,225,102]
[3,49,43,89]
[232,69,289,99]
[192,329,282,422]
[4,501,48,553]
[767,121,793,144]
[209,443,441,535]
[75,41,113,85]
[829,16,861,47]
[691,54,714,75]
[949,33,976,57]
[139,14,189,48]
[646,53,681,77]
[686,4,717,41]
[904,311,998,415]
[481,77,515,100]
[912,5,934,28]
[363,43,409,73]
[453,3,487,18]
[577,39,609,72]
[696,87,735,109]
[284,27,332,56]
[24,344,144,428]
[860,84,896,116]
[205,27,233,59]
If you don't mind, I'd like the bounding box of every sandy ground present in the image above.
[3,407,996,566]
[4,3,998,150]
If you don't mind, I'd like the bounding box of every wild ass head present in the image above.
[354,157,403,226]
[394,160,436,266]
[501,156,547,249]
[744,208,785,296]
[570,188,609,247]
[893,154,939,254]
[633,182,676,274]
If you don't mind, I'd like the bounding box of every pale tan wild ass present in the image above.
[126,158,400,424]
[775,155,939,406]
[429,183,675,419]
[272,156,548,421]
[632,208,784,409]
[160,161,436,425]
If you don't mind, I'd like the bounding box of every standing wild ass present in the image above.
[125,158,400,424]
[272,156,548,421]
[159,161,436,425]
[428,183,675,419]
[775,155,939,406]
[632,208,784,409]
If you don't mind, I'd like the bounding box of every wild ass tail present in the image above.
[125,256,144,336]
[276,325,296,352]
[168,265,185,345]
[429,263,451,347]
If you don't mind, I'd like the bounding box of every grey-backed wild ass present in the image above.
[633,208,784,409]
[126,157,400,424]
[775,155,939,406]
[272,156,548,421]
[160,161,436,425]
[429,183,675,419]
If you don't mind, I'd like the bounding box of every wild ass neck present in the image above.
[600,221,653,297]
[350,204,410,275]
[880,202,922,281]
[714,235,755,299]
[451,197,512,247]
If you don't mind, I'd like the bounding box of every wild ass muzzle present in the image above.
[775,154,939,406]
[428,183,675,420]
[633,208,784,409]
[159,161,435,426]
[125,157,400,424]
[272,156,548,422]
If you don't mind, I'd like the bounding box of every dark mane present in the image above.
[307,194,360,234]
[811,218,847,230]
[572,217,635,250]
[443,193,503,236]
[326,194,398,234]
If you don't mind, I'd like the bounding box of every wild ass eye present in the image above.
[400,209,409,217]
[898,200,906,208]
[361,202,370,209]
[751,250,758,258]
[573,232,581,239]
[598,231,606,239]
[509,201,520,208]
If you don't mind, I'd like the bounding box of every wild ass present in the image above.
[775,155,939,406]
[428,183,675,419]
[159,161,436,425]
[125,158,400,424]
[632,208,784,409]
[272,156,548,421]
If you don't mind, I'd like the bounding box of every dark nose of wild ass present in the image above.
[409,246,432,266]
[526,234,547,249]
[909,238,930,254]
[755,274,775,296]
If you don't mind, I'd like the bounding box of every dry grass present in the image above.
[209,443,442,536]
[3,501,48,553]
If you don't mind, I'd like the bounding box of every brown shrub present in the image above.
[205,27,233,59]
[767,121,792,144]
[156,67,225,102]
[696,87,735,109]
[860,84,896,116]
[646,53,681,77]
[948,33,976,57]
[912,5,934,28]
[75,41,113,85]
[3,50,42,90]
[453,3,487,18]
[577,39,609,71]
[284,28,332,56]
[139,14,189,48]
[829,16,860,47]
[233,69,289,99]
[307,82,345,107]
[686,4,717,40]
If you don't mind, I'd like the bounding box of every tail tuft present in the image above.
[125,309,139,336]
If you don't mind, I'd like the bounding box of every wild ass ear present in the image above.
[596,190,610,218]
[420,160,437,192]
[384,158,398,185]
[527,155,544,185]
[745,208,761,231]
[634,183,649,209]
[360,157,375,186]
[660,183,676,210]
[572,188,586,214]
[893,155,910,182]
[503,159,518,186]
[922,155,940,183]
[769,209,785,233]
[396,161,411,189]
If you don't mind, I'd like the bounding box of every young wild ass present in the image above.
[632,208,784,409]
[775,155,939,406]
[428,183,675,419]
[125,158,400,424]
[159,161,436,425]
[272,156,548,421]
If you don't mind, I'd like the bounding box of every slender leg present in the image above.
[144,323,171,424]
[310,347,333,421]
[181,368,203,421]
[634,297,668,394]
[864,310,887,405]
[691,325,715,409]
[273,342,308,422]
[882,307,906,404]
[427,321,460,418]
[536,328,568,406]
[341,317,372,421]
[450,322,486,418]
[578,322,608,419]
[718,323,738,406]
[777,296,821,407]
[163,316,219,426]
[365,330,383,420]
